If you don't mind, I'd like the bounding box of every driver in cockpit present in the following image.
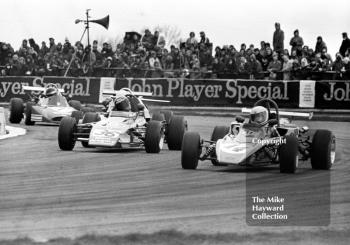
[249,106,269,126]
[38,87,58,105]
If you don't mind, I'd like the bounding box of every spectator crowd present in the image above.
[1,23,350,80]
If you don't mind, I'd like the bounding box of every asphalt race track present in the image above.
[0,115,349,241]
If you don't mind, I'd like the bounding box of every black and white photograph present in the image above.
[0,0,349,244]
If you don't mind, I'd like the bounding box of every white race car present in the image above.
[58,88,187,153]
[9,83,82,125]
[181,98,335,173]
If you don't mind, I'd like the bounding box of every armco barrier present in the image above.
[0,76,349,109]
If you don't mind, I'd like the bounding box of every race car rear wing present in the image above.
[242,107,313,119]
[102,89,153,97]
[102,89,170,103]
[23,86,64,93]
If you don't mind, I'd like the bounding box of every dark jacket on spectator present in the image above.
[339,37,350,57]
[315,40,327,54]
[273,30,284,53]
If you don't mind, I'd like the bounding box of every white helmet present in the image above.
[250,106,268,124]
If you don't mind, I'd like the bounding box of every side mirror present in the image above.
[137,103,145,111]
[235,115,245,123]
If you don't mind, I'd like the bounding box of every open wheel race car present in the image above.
[9,83,83,125]
[181,98,336,173]
[58,88,187,153]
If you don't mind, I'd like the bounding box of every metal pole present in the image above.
[64,27,87,77]
[86,9,90,48]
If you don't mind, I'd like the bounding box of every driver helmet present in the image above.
[45,87,57,97]
[250,106,268,124]
[114,94,131,111]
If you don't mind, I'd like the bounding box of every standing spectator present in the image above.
[28,38,40,53]
[199,31,210,44]
[267,52,282,79]
[248,54,262,78]
[39,41,49,57]
[289,29,304,56]
[332,53,344,72]
[148,51,160,69]
[315,36,327,54]
[152,30,159,48]
[339,32,350,57]
[18,39,28,57]
[273,22,284,54]
[48,37,57,54]
[281,54,293,80]
[141,29,154,51]
[186,32,198,48]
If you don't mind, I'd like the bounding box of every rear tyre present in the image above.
[210,126,230,166]
[279,135,298,173]
[9,98,24,124]
[24,102,35,125]
[311,130,335,170]
[167,116,187,150]
[68,100,82,110]
[58,116,77,151]
[151,112,165,121]
[145,121,164,153]
[181,132,201,169]
[82,112,100,124]
[160,110,173,124]
[71,111,84,124]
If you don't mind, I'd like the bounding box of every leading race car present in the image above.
[58,88,187,153]
[9,83,83,125]
[181,98,336,173]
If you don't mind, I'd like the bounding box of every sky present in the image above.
[1,0,349,56]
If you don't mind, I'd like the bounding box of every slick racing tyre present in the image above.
[311,130,335,170]
[210,126,230,166]
[279,135,298,173]
[9,98,24,124]
[181,132,201,169]
[151,112,165,121]
[167,116,187,150]
[81,112,100,148]
[160,110,173,125]
[145,121,164,153]
[24,102,35,125]
[58,116,77,151]
[68,100,82,111]
[71,111,84,124]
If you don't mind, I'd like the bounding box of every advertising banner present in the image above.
[315,81,350,109]
[0,76,100,103]
[115,78,300,108]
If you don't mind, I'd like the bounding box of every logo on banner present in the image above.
[99,77,116,103]
[299,80,315,108]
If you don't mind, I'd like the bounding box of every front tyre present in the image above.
[181,132,201,169]
[167,116,187,150]
[311,130,335,170]
[145,121,164,153]
[9,98,24,124]
[279,135,298,173]
[58,116,77,151]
